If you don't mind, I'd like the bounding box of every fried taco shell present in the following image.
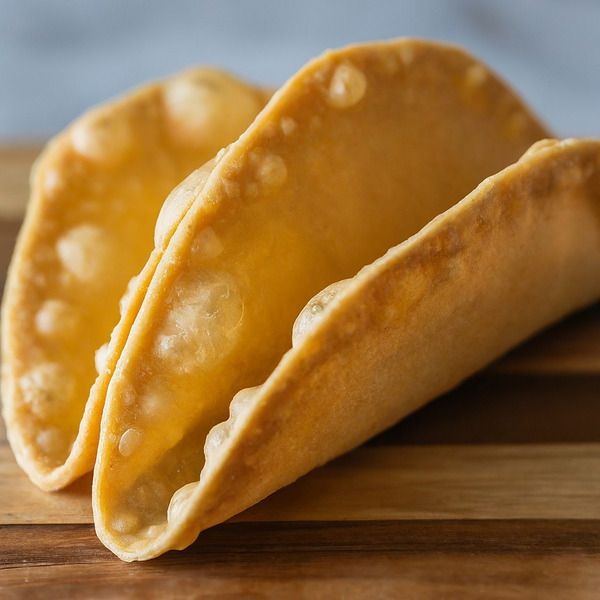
[92,39,550,559]
[2,69,269,490]
[159,137,600,559]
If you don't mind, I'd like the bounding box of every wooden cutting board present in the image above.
[1,145,600,599]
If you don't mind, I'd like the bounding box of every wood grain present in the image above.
[493,305,600,375]
[2,522,600,599]
[2,144,600,598]
[376,374,600,445]
[3,443,600,525]
[0,145,39,221]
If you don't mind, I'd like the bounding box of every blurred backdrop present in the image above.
[0,0,598,139]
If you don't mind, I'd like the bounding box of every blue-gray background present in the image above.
[1,0,598,139]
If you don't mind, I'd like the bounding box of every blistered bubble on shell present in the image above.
[559,138,578,148]
[35,299,78,338]
[464,64,488,89]
[280,116,297,136]
[191,227,224,261]
[203,385,260,465]
[154,161,215,248]
[167,482,198,524]
[204,420,231,457]
[398,45,415,66]
[520,139,559,161]
[221,178,240,199]
[255,154,288,189]
[229,385,261,420]
[71,112,133,165]
[215,146,228,162]
[19,362,74,419]
[43,169,63,197]
[292,279,351,347]
[122,385,136,407]
[163,71,261,146]
[328,63,367,109]
[143,524,165,539]
[118,427,143,457]
[112,512,141,534]
[56,224,114,283]
[139,390,164,420]
[36,427,66,456]
[119,275,139,315]
[154,270,244,374]
[94,342,110,375]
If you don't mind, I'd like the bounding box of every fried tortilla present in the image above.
[92,39,550,560]
[1,69,269,490]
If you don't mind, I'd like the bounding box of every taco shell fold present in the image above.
[1,69,269,490]
[91,39,559,560]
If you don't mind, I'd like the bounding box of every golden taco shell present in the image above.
[2,69,269,490]
[92,39,549,559]
[139,137,600,560]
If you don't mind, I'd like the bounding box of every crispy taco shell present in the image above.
[2,69,269,490]
[92,39,550,559]
[154,137,600,560]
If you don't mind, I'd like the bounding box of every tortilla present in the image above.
[190,135,600,545]
[92,39,549,560]
[1,69,269,490]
